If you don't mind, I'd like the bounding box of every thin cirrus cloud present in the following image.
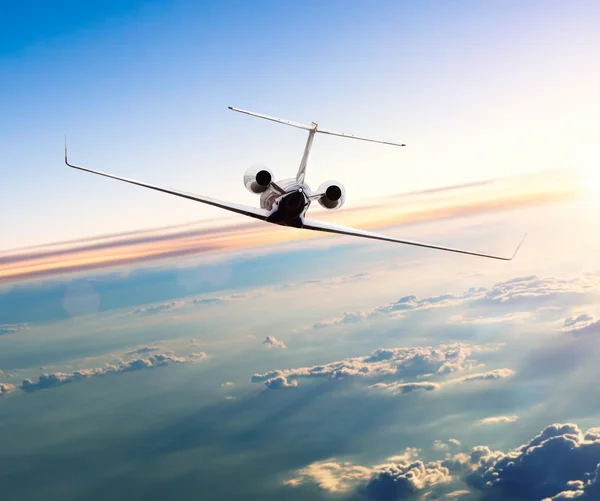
[0,168,585,284]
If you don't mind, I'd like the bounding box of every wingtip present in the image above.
[509,232,528,260]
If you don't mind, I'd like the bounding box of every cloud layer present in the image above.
[311,273,600,329]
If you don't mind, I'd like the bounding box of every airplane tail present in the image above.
[228,106,406,184]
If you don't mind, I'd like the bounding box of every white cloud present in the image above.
[221,381,234,388]
[284,460,372,493]
[563,314,600,336]
[288,422,600,500]
[263,336,287,349]
[264,376,297,390]
[463,423,600,500]
[251,343,496,390]
[310,273,600,330]
[478,415,519,425]
[19,352,206,393]
[286,449,453,499]
[0,383,16,395]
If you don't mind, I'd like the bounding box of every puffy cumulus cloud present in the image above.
[221,381,234,388]
[311,273,600,330]
[286,448,453,499]
[251,343,493,390]
[264,376,297,390]
[251,343,515,394]
[263,336,287,349]
[462,423,600,500]
[20,352,206,393]
[563,314,600,336]
[284,459,372,493]
[478,415,519,425]
[0,382,16,395]
[289,422,600,500]
[365,460,452,500]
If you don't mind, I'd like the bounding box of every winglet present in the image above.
[508,232,528,260]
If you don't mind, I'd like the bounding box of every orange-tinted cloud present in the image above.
[0,169,586,284]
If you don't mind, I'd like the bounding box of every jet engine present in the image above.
[316,180,346,209]
[243,165,274,194]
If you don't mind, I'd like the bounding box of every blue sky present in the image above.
[1,5,600,499]
[2,0,599,249]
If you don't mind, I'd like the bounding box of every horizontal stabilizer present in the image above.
[228,106,405,146]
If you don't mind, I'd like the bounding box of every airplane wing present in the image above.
[65,148,271,222]
[301,218,526,261]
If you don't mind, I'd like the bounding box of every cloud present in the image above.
[563,314,600,336]
[288,422,600,500]
[125,345,160,355]
[262,336,287,349]
[19,352,206,393]
[478,415,519,425]
[131,301,186,315]
[264,376,298,390]
[371,368,515,394]
[284,459,372,493]
[221,381,234,388]
[0,383,16,396]
[462,423,600,501]
[251,342,503,390]
[286,448,453,499]
[1,168,584,284]
[129,294,241,316]
[311,274,600,330]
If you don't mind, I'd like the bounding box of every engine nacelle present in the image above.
[244,165,274,194]
[316,180,346,210]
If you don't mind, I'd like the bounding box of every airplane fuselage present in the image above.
[261,178,312,228]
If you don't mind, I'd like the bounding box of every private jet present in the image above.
[65,106,525,261]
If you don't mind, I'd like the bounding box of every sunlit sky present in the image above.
[1,0,599,250]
